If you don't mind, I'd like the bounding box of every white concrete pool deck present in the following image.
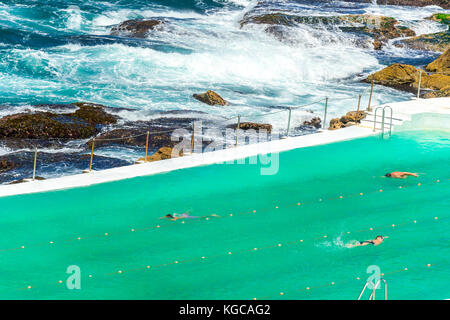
[0,97,449,198]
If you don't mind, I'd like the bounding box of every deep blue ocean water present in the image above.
[0,0,448,180]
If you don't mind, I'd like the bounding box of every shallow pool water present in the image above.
[0,130,449,299]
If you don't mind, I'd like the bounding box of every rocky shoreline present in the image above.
[364,48,450,97]
[0,90,323,184]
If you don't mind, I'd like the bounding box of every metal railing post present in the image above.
[286,107,292,137]
[357,94,362,111]
[323,97,328,129]
[89,138,95,172]
[32,147,37,181]
[190,122,195,154]
[235,115,241,147]
[417,70,422,98]
[144,131,150,162]
[367,80,374,111]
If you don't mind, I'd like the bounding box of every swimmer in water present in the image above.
[347,235,387,247]
[162,212,218,221]
[385,172,418,179]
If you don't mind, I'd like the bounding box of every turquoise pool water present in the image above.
[0,130,449,300]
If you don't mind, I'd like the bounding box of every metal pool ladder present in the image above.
[357,278,388,300]
[373,106,393,139]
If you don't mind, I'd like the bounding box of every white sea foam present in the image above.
[0,0,423,163]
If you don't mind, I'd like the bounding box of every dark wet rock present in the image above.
[227,122,272,132]
[87,128,174,149]
[0,103,117,144]
[0,138,75,151]
[0,159,14,173]
[302,117,322,129]
[240,13,415,50]
[9,176,45,184]
[0,112,96,140]
[193,90,228,106]
[71,102,118,126]
[110,19,164,38]
[399,31,450,52]
[342,0,449,9]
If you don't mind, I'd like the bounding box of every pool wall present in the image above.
[0,97,449,198]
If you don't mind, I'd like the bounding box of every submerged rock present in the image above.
[0,159,14,173]
[342,0,449,9]
[87,128,174,149]
[227,122,272,132]
[193,90,228,106]
[110,19,164,38]
[302,117,322,129]
[0,151,130,184]
[9,176,46,184]
[240,13,415,50]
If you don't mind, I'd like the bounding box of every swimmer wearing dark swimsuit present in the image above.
[349,235,386,247]
[162,212,218,221]
[359,240,375,245]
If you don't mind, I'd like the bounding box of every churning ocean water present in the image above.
[0,0,447,180]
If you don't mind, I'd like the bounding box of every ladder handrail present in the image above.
[373,106,393,138]
[357,282,370,300]
[384,106,393,138]
[358,278,387,300]
[369,278,387,300]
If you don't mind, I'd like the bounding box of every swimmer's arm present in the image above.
[401,172,418,177]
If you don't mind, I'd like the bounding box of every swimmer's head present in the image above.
[165,214,173,218]
[375,235,384,241]
[385,173,392,177]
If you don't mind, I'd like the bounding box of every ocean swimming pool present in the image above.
[0,129,448,300]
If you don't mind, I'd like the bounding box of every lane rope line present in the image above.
[15,215,447,293]
[1,178,447,255]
